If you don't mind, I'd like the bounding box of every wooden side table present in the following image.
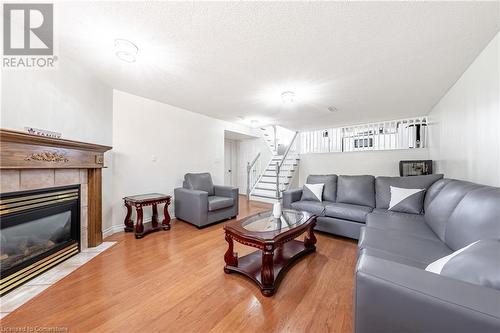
[123,193,171,239]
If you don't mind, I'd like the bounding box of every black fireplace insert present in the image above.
[0,185,81,295]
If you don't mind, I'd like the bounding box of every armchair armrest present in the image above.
[174,187,208,225]
[282,188,303,209]
[214,185,238,199]
[355,254,500,333]
[214,185,239,217]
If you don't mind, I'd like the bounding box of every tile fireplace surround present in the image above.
[1,169,90,248]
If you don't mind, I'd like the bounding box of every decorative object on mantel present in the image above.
[399,160,433,176]
[123,193,172,239]
[0,128,112,248]
[24,127,62,139]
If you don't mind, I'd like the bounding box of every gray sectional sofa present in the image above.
[283,174,500,332]
[283,173,444,239]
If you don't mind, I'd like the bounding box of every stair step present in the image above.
[267,163,298,167]
[259,181,289,185]
[261,175,292,179]
[254,187,276,191]
[251,193,281,199]
[266,168,295,172]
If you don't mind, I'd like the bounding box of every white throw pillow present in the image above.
[302,183,324,201]
[388,186,425,213]
[425,241,479,274]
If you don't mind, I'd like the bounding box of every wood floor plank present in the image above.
[1,197,357,332]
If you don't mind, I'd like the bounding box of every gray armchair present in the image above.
[174,173,239,227]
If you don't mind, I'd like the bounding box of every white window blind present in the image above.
[300,116,427,154]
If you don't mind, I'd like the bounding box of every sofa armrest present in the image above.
[214,185,238,199]
[282,188,303,209]
[174,188,208,224]
[355,253,500,333]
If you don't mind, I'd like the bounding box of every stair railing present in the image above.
[276,131,299,198]
[246,152,261,199]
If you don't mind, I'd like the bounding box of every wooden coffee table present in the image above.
[223,209,317,296]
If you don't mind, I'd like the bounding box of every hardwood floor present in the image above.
[1,197,358,332]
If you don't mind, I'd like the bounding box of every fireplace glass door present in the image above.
[0,185,80,295]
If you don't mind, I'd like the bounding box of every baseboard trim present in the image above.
[102,215,177,239]
[102,225,123,238]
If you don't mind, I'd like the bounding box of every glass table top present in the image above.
[123,193,170,202]
[242,209,312,233]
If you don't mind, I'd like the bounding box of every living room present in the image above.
[0,1,499,332]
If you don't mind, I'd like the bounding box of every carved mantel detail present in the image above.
[25,151,69,163]
[0,128,112,248]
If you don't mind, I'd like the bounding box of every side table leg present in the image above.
[224,234,238,272]
[124,202,134,232]
[261,246,275,296]
[135,206,144,238]
[162,201,171,230]
[151,204,159,228]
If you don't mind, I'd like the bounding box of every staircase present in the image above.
[248,126,300,203]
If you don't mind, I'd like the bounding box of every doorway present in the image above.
[224,139,237,186]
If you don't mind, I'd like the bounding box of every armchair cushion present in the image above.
[208,196,234,211]
[184,172,214,195]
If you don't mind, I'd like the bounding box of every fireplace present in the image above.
[0,185,81,295]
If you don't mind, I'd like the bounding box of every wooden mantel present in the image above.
[0,129,112,247]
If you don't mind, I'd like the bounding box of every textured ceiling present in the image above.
[58,1,499,130]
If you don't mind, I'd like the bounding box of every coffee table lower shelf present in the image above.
[224,239,315,296]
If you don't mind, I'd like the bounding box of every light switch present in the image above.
[152,155,157,162]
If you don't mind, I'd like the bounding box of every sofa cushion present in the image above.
[440,239,500,290]
[306,175,338,202]
[291,201,325,216]
[368,209,438,241]
[424,179,500,250]
[185,173,215,196]
[301,183,324,201]
[388,186,426,214]
[324,202,372,223]
[444,186,500,251]
[337,175,375,207]
[207,196,233,211]
[359,247,427,269]
[375,174,443,209]
[358,227,452,266]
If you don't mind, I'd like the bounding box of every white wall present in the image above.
[428,33,500,187]
[111,90,256,226]
[235,137,273,194]
[298,149,430,185]
[1,59,112,146]
[1,58,114,231]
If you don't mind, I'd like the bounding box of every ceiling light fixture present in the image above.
[114,39,138,63]
[281,91,295,105]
